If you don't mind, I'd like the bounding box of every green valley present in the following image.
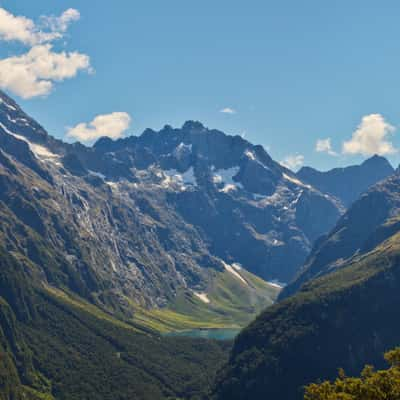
[46,264,280,334]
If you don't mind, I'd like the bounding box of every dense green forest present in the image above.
[213,229,400,399]
[0,246,231,400]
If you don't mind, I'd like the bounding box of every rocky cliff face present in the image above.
[0,90,344,313]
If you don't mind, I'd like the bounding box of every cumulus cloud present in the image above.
[0,7,37,44]
[0,44,91,98]
[220,107,236,114]
[0,7,80,46]
[40,9,80,36]
[67,112,132,142]
[315,138,337,156]
[0,7,91,98]
[280,154,304,171]
[342,114,397,156]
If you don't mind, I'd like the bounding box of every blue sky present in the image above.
[1,0,400,171]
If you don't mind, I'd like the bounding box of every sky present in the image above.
[1,1,400,171]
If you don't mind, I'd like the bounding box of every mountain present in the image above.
[1,88,396,399]
[0,89,343,321]
[280,170,400,299]
[0,93,236,399]
[0,244,231,400]
[297,155,394,207]
[65,122,344,284]
[85,122,343,283]
[0,90,292,398]
[213,173,400,399]
[0,90,284,332]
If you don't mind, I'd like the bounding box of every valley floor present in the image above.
[47,265,280,335]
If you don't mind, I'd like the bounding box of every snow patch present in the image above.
[193,291,210,304]
[0,122,59,161]
[220,184,238,193]
[6,115,30,127]
[222,261,248,286]
[173,142,192,159]
[212,166,243,193]
[212,174,222,184]
[89,170,106,179]
[110,260,117,272]
[106,181,119,189]
[162,167,197,190]
[181,167,197,185]
[252,193,268,200]
[288,190,303,208]
[283,173,311,189]
[245,149,256,160]
[6,115,17,124]
[268,280,286,289]
[0,98,17,111]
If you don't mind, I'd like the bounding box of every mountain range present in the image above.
[281,167,400,299]
[0,89,353,324]
[0,89,397,399]
[297,156,394,208]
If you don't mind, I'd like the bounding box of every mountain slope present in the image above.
[297,155,394,207]
[281,171,400,299]
[214,222,400,400]
[0,245,231,400]
[0,89,343,329]
[86,121,343,282]
[0,90,283,330]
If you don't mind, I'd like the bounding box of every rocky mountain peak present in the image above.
[297,155,394,207]
[181,120,206,132]
[362,154,393,169]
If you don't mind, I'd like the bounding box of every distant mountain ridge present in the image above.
[280,170,400,299]
[297,155,394,207]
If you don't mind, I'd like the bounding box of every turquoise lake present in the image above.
[166,328,240,340]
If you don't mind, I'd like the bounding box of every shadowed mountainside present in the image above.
[214,171,400,400]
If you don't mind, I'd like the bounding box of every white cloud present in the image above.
[220,107,236,114]
[0,7,36,44]
[40,9,80,36]
[67,112,132,142]
[315,138,337,156]
[0,44,91,99]
[0,7,80,46]
[342,114,397,156]
[0,7,90,98]
[280,154,304,171]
